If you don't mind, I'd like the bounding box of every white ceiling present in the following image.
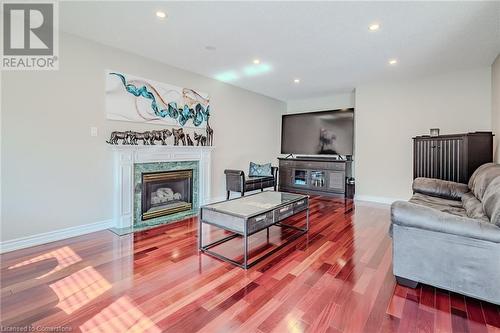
[60,1,500,102]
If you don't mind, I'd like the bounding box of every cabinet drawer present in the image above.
[274,204,294,221]
[328,171,345,191]
[293,198,308,213]
[201,208,245,233]
[248,212,274,234]
[293,161,318,169]
[324,162,346,171]
[283,160,346,171]
[293,161,337,169]
[279,160,294,168]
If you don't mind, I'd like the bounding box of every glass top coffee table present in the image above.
[199,191,309,269]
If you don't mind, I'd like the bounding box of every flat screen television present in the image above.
[281,108,354,156]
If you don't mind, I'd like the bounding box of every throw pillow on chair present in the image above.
[249,162,272,177]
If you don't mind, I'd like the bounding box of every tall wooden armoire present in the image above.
[413,132,493,184]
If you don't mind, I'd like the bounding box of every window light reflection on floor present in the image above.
[8,246,82,279]
[49,266,112,314]
[80,295,161,333]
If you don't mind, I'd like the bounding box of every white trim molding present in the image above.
[354,195,406,205]
[111,145,214,229]
[0,219,113,254]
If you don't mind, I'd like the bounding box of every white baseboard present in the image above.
[0,192,273,254]
[0,219,113,254]
[354,195,405,205]
[0,193,405,253]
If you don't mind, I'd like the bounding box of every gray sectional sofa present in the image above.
[390,163,500,305]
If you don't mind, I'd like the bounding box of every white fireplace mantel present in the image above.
[111,145,214,229]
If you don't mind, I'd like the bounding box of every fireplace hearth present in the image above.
[141,170,193,221]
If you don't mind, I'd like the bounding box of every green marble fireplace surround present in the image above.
[134,161,199,229]
[110,160,200,235]
[133,161,199,231]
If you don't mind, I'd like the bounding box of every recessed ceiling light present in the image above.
[369,23,380,31]
[253,59,260,64]
[294,78,300,83]
[205,45,216,51]
[156,11,166,19]
[388,59,398,65]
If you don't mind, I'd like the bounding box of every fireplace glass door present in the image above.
[141,170,193,220]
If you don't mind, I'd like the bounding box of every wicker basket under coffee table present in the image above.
[199,191,309,269]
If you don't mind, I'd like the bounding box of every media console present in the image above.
[278,157,353,197]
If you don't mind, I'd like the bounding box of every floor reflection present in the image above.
[80,295,161,333]
[8,246,82,279]
[2,198,497,332]
[50,266,112,314]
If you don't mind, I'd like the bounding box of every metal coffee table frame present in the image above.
[198,193,309,269]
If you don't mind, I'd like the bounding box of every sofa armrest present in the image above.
[391,201,500,243]
[224,169,245,192]
[224,169,244,176]
[412,177,469,201]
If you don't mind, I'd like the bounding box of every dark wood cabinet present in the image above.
[413,132,493,184]
[278,157,352,196]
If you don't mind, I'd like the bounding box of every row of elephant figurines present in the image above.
[106,128,213,146]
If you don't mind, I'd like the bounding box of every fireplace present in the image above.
[111,146,209,234]
[141,169,193,221]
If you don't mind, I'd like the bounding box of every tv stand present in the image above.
[278,156,353,197]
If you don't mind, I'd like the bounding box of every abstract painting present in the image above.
[105,70,210,128]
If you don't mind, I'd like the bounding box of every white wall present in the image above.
[1,33,285,242]
[493,54,500,163]
[355,67,492,202]
[286,92,355,114]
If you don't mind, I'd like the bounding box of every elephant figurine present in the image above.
[186,134,194,146]
[107,131,132,145]
[131,131,151,145]
[194,132,207,146]
[127,131,136,145]
[149,130,165,145]
[172,128,186,146]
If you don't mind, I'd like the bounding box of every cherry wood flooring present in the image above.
[1,196,499,333]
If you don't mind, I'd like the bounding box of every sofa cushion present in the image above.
[391,201,500,243]
[469,163,500,201]
[468,162,495,189]
[462,192,489,223]
[249,162,272,177]
[413,177,469,200]
[409,193,468,218]
[482,177,500,227]
[410,192,463,208]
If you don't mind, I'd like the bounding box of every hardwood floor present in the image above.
[1,196,499,332]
